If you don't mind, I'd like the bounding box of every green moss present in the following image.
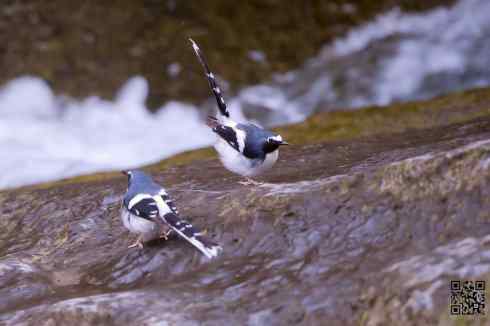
[17,147,215,191]
[279,87,490,144]
[147,148,215,172]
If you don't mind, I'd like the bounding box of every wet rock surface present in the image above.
[1,113,490,325]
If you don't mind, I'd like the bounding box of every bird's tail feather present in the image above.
[189,38,230,119]
[162,212,222,258]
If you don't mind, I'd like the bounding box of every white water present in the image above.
[0,76,214,188]
[1,0,489,189]
[232,0,490,122]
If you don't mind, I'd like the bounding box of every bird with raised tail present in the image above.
[189,38,289,185]
[121,170,221,259]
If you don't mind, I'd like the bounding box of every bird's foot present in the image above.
[159,229,172,240]
[128,236,144,249]
[239,178,263,186]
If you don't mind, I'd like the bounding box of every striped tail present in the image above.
[162,212,222,258]
[189,38,230,119]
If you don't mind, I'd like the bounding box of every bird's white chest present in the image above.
[120,207,158,239]
[214,139,279,176]
[259,149,279,173]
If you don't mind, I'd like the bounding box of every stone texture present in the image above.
[1,111,490,324]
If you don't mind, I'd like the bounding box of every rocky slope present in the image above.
[1,88,490,325]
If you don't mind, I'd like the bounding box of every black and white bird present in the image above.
[189,38,289,185]
[121,170,221,258]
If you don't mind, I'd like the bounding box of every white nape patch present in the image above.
[128,193,153,210]
[208,72,215,79]
[269,135,283,142]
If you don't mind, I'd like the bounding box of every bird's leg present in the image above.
[159,225,173,240]
[128,235,144,249]
[239,177,263,186]
[160,224,172,240]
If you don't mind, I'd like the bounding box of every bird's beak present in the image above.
[280,141,290,146]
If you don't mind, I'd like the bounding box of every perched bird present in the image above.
[189,38,289,185]
[121,170,221,258]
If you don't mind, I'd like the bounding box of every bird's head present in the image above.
[121,169,150,186]
[263,134,289,154]
[122,170,133,186]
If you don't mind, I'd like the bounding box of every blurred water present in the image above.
[0,77,213,188]
[233,0,490,125]
[1,0,489,189]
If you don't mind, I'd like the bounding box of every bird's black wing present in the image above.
[158,191,179,215]
[206,116,240,152]
[126,191,222,258]
[126,195,160,221]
